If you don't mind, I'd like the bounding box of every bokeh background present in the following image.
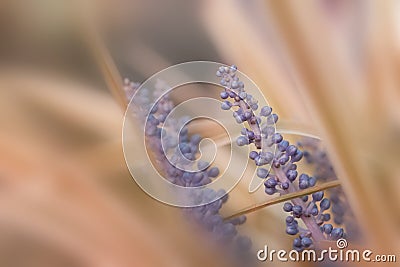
[0,0,399,266]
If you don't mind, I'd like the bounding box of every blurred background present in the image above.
[0,0,399,266]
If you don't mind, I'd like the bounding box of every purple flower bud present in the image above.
[311,208,319,216]
[331,228,344,239]
[260,151,274,163]
[260,106,272,117]
[267,114,278,124]
[293,238,302,247]
[251,104,258,110]
[299,179,309,189]
[320,198,331,210]
[220,91,229,99]
[257,168,269,178]
[301,196,308,202]
[286,216,295,224]
[301,237,313,247]
[299,173,309,182]
[255,156,267,166]
[286,170,298,182]
[279,154,290,165]
[291,150,304,162]
[322,213,331,221]
[244,111,252,120]
[197,161,209,170]
[239,113,247,122]
[232,81,240,89]
[265,187,277,195]
[208,167,220,178]
[292,205,303,217]
[264,177,277,188]
[247,131,255,140]
[323,224,333,234]
[221,101,232,110]
[239,92,247,99]
[308,177,317,187]
[278,140,289,152]
[249,151,258,160]
[228,91,236,98]
[312,191,324,201]
[272,133,283,144]
[286,145,298,156]
[236,136,249,146]
[283,202,293,212]
[281,182,290,190]
[286,226,299,235]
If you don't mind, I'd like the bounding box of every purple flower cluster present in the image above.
[217,65,345,250]
[123,79,252,255]
[299,139,360,241]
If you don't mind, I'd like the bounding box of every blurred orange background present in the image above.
[0,0,399,266]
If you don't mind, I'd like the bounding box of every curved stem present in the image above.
[224,180,340,220]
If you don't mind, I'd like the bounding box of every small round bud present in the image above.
[286,170,298,182]
[278,154,289,165]
[331,228,344,239]
[320,198,331,210]
[299,179,309,189]
[220,91,229,99]
[293,238,302,247]
[281,182,290,190]
[260,151,274,164]
[278,140,289,152]
[323,224,333,234]
[249,151,258,160]
[291,150,304,162]
[257,168,269,178]
[322,213,331,221]
[286,216,295,224]
[283,202,293,212]
[308,177,317,187]
[267,114,278,124]
[197,161,209,170]
[239,92,247,99]
[312,191,324,201]
[292,205,303,217]
[265,187,277,195]
[265,177,277,188]
[260,106,272,117]
[286,226,299,235]
[236,136,249,146]
[208,167,220,178]
[221,101,232,110]
[311,208,319,216]
[301,237,313,248]
[272,133,283,144]
[286,145,298,156]
[301,195,309,202]
[231,81,239,89]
